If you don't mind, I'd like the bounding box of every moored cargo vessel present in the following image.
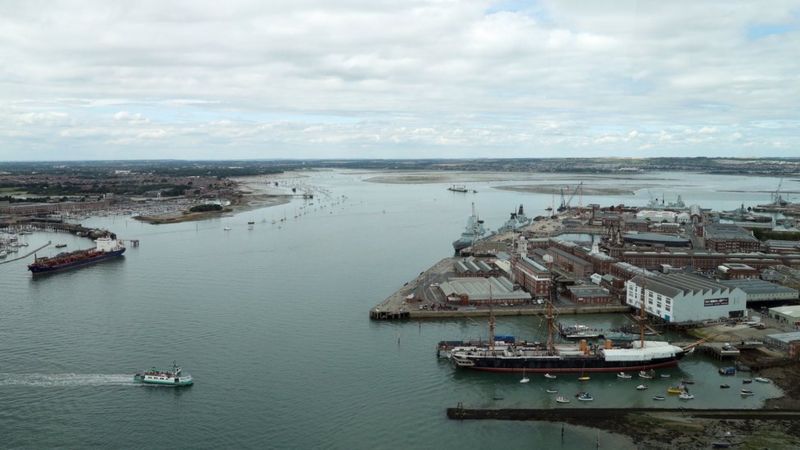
[28,237,125,274]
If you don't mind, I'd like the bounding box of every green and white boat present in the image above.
[134,361,193,387]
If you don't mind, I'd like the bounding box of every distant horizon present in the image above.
[1,156,800,164]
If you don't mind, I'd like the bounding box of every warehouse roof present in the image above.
[623,232,691,245]
[439,277,531,301]
[630,272,736,298]
[769,305,800,319]
[704,224,759,242]
[720,279,799,298]
[766,331,800,344]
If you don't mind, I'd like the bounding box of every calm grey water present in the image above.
[0,170,791,449]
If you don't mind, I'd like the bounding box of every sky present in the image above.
[0,0,798,161]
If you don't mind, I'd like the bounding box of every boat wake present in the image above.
[0,373,134,387]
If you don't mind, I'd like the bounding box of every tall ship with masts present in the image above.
[448,282,687,373]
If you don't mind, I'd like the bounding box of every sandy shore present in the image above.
[364,171,678,185]
[495,184,646,196]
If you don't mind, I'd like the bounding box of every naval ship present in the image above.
[452,203,487,254]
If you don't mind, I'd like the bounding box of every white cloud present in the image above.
[0,0,798,159]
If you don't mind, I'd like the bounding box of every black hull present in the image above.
[458,353,684,373]
[29,249,125,274]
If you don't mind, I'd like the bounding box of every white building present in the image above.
[626,273,747,323]
[768,305,800,326]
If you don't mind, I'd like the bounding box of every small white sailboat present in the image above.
[544,373,556,379]
[520,369,530,384]
[617,372,632,379]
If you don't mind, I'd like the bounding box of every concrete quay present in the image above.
[369,256,630,321]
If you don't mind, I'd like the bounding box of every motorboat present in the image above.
[555,396,570,404]
[720,384,731,389]
[659,374,671,378]
[667,386,684,395]
[520,376,530,384]
[636,384,648,390]
[652,395,666,401]
[544,373,557,379]
[638,370,654,379]
[742,379,752,384]
[754,377,771,383]
[740,389,754,396]
[576,392,594,402]
[678,392,695,400]
[546,388,558,394]
[133,361,193,387]
[617,372,632,379]
[578,375,590,382]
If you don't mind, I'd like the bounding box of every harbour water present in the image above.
[0,170,791,448]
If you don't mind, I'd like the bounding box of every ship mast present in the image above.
[635,276,648,348]
[546,262,556,354]
[488,284,495,351]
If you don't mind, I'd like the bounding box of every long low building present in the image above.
[439,276,532,305]
[720,279,799,303]
[623,232,691,248]
[626,272,747,324]
[768,305,800,326]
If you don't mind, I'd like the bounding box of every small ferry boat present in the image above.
[617,372,632,379]
[134,362,193,387]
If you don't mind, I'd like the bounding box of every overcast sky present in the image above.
[1,0,798,160]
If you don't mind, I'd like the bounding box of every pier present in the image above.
[447,406,800,422]
[0,241,51,265]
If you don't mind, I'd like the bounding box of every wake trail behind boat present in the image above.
[0,373,135,387]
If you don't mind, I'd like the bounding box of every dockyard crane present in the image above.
[557,182,583,212]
